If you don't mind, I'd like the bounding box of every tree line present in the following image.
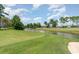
[0,4,79,30]
[60,16,79,27]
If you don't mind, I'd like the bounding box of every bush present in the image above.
[13,22,24,30]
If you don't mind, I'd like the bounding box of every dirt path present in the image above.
[68,42,79,54]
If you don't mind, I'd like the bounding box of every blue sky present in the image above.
[4,4,79,25]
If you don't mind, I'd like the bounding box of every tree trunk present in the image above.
[0,19,3,28]
[0,19,1,28]
[1,20,3,28]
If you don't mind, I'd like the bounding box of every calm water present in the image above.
[25,28,79,39]
[52,32,79,39]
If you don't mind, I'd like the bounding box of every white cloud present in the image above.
[14,8,29,14]
[21,17,31,21]
[21,16,44,25]
[47,4,66,20]
[32,17,44,25]
[47,13,50,16]
[3,4,68,25]
[21,17,32,24]
[4,7,29,19]
[33,17,42,20]
[53,6,66,14]
[64,14,69,17]
[4,4,17,7]
[48,4,64,11]
[3,4,30,24]
[32,4,43,10]
[47,13,60,20]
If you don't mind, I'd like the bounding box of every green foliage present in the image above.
[13,22,24,30]
[47,23,50,28]
[1,17,12,28]
[36,23,41,28]
[26,22,41,29]
[44,21,50,28]
[33,23,37,29]
[60,16,79,27]
[0,4,5,18]
[0,4,9,28]
[12,15,20,26]
[49,19,58,27]
[60,17,66,23]
[44,21,48,25]
[12,15,24,30]
[26,23,33,28]
[0,17,11,28]
[70,16,79,24]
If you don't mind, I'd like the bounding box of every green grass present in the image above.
[37,28,79,34]
[0,29,79,54]
[0,30,44,47]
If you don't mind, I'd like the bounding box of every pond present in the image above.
[25,28,46,33]
[25,28,79,39]
[52,32,79,39]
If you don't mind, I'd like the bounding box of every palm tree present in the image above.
[70,16,79,27]
[75,16,79,26]
[60,17,70,27]
[0,4,8,28]
[60,17,66,23]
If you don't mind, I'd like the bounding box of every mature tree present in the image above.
[12,15,24,30]
[47,23,50,28]
[33,23,37,29]
[0,4,8,28]
[76,16,79,26]
[12,15,20,26]
[60,17,71,27]
[49,19,58,27]
[14,22,24,30]
[26,23,33,28]
[69,16,79,27]
[44,21,48,28]
[60,17,66,23]
[26,24,30,28]
[26,22,41,29]
[1,17,11,28]
[28,23,33,28]
[36,22,41,28]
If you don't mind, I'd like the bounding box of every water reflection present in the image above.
[52,32,79,39]
[25,28,79,39]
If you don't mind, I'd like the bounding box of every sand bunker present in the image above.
[68,42,79,54]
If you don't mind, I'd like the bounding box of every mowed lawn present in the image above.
[0,30,79,54]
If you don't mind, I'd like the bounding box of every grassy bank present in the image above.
[37,28,79,35]
[0,30,79,54]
